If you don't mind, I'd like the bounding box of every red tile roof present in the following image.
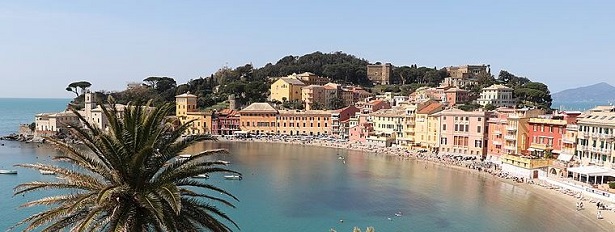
[418,102,444,114]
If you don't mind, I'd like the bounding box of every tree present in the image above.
[484,103,497,111]
[13,99,240,231]
[329,98,346,110]
[515,81,552,109]
[28,122,35,132]
[65,81,92,97]
[310,102,324,110]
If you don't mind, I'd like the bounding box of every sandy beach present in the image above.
[221,135,615,231]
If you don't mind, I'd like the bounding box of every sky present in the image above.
[1,1,614,98]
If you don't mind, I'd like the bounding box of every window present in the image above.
[477,126,481,133]
[443,124,447,131]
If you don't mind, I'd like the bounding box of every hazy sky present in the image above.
[1,1,613,98]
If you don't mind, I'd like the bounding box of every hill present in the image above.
[552,82,615,103]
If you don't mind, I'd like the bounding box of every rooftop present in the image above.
[240,102,278,113]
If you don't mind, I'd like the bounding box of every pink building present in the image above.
[349,114,372,143]
[438,109,490,158]
[444,88,470,106]
[331,105,360,138]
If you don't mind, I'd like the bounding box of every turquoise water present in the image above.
[0,99,608,231]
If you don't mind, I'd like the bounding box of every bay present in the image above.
[0,98,606,231]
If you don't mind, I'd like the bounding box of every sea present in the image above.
[0,98,610,231]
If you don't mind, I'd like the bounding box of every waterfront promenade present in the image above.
[220,135,615,230]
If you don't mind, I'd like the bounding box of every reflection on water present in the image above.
[0,140,607,232]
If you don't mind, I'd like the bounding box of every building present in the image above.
[34,111,79,137]
[442,88,470,107]
[575,106,615,168]
[409,87,445,103]
[270,77,306,102]
[445,64,489,79]
[366,63,392,85]
[440,64,489,88]
[287,72,330,86]
[349,114,372,143]
[215,109,240,135]
[331,105,360,138]
[369,106,417,147]
[355,99,391,114]
[438,109,490,159]
[302,85,325,110]
[415,102,445,149]
[486,108,544,163]
[527,112,580,159]
[238,102,278,135]
[276,110,331,136]
[477,84,516,108]
[322,83,341,109]
[175,92,214,135]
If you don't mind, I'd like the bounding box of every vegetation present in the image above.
[609,182,615,189]
[13,99,240,231]
[65,81,92,97]
[390,64,448,86]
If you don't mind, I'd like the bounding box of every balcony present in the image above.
[578,131,589,138]
[566,124,579,131]
[504,135,516,141]
[493,141,502,145]
[562,138,575,144]
[506,126,517,131]
[493,130,502,135]
[504,145,516,151]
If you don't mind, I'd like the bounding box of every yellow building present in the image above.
[277,110,331,136]
[175,92,214,135]
[239,102,278,135]
[270,77,305,102]
[369,106,417,147]
[414,102,444,149]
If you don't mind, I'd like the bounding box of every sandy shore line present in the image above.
[221,136,615,231]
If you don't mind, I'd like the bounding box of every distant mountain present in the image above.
[552,82,615,103]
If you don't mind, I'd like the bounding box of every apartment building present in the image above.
[576,106,615,168]
[270,77,305,102]
[438,109,490,159]
[477,84,516,108]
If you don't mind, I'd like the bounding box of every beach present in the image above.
[220,135,615,231]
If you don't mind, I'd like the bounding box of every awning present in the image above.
[527,148,536,152]
[551,150,562,154]
[567,166,615,177]
[557,154,573,162]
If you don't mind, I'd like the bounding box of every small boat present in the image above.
[177,154,192,161]
[395,212,403,217]
[224,175,242,180]
[193,174,209,179]
[0,169,17,174]
[39,170,56,175]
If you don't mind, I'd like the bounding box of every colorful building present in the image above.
[276,110,331,136]
[302,85,325,110]
[415,102,445,149]
[486,108,544,162]
[175,92,214,135]
[270,77,305,102]
[349,114,372,143]
[437,109,490,158]
[239,103,278,135]
[527,112,580,159]
[355,99,391,114]
[443,88,470,106]
[215,109,240,135]
[331,105,360,138]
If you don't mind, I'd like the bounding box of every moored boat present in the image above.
[224,175,242,180]
[39,170,56,175]
[0,169,18,174]
[193,174,209,179]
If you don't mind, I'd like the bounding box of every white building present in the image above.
[476,84,516,107]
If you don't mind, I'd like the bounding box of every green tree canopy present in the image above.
[14,99,240,231]
[65,81,92,96]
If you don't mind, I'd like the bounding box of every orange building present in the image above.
[239,103,278,135]
[486,108,544,163]
[176,92,214,135]
[276,110,331,136]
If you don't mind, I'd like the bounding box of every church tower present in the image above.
[84,90,96,123]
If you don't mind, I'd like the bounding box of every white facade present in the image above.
[477,84,516,107]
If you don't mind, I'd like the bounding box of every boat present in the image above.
[193,174,209,179]
[338,156,345,160]
[39,170,56,175]
[0,169,17,174]
[177,154,192,161]
[224,175,242,180]
[395,212,403,217]
[217,160,231,165]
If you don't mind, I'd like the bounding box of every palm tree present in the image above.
[12,98,240,232]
